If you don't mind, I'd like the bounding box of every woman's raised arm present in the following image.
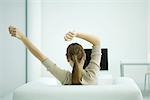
[64,32,101,46]
[8,26,47,62]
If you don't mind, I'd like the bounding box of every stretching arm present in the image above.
[21,36,47,62]
[9,26,69,84]
[76,32,101,46]
[8,26,47,62]
[64,32,101,46]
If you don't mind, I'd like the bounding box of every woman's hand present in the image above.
[64,31,77,41]
[8,26,25,40]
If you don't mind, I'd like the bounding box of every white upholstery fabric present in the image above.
[13,77,143,100]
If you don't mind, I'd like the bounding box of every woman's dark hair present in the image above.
[66,43,85,85]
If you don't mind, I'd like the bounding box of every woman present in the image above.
[8,26,101,85]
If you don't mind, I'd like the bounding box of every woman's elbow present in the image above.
[94,37,101,46]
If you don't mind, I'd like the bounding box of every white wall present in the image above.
[27,0,42,82]
[0,0,26,99]
[147,0,150,61]
[41,0,148,87]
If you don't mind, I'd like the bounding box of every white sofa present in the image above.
[13,77,143,100]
